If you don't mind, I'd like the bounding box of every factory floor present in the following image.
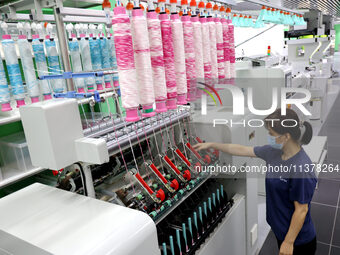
[259,93,340,255]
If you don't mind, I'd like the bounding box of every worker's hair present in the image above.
[264,108,313,145]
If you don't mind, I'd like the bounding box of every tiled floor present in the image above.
[260,93,340,255]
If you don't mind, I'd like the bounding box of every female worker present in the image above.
[193,108,317,255]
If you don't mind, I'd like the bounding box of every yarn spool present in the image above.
[147,11,168,113]
[112,6,140,121]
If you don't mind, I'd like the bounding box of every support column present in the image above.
[54,6,75,91]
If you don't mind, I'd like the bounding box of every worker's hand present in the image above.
[279,241,293,255]
[193,142,212,152]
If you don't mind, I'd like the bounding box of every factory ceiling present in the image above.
[282,0,340,17]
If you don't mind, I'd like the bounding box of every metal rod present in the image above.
[84,117,124,137]
[83,163,96,198]
[106,111,191,155]
[39,69,118,80]
[243,0,303,15]
[2,13,111,23]
[54,7,74,91]
[235,24,277,48]
[58,7,114,18]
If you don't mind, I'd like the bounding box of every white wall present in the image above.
[234,24,285,58]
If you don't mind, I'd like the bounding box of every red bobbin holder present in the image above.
[170,179,179,190]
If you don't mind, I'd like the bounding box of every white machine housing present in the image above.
[227,64,292,110]
[286,37,333,75]
[0,183,160,255]
[192,105,262,255]
[19,99,109,170]
[245,55,280,67]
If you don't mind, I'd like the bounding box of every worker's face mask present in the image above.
[267,134,283,150]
